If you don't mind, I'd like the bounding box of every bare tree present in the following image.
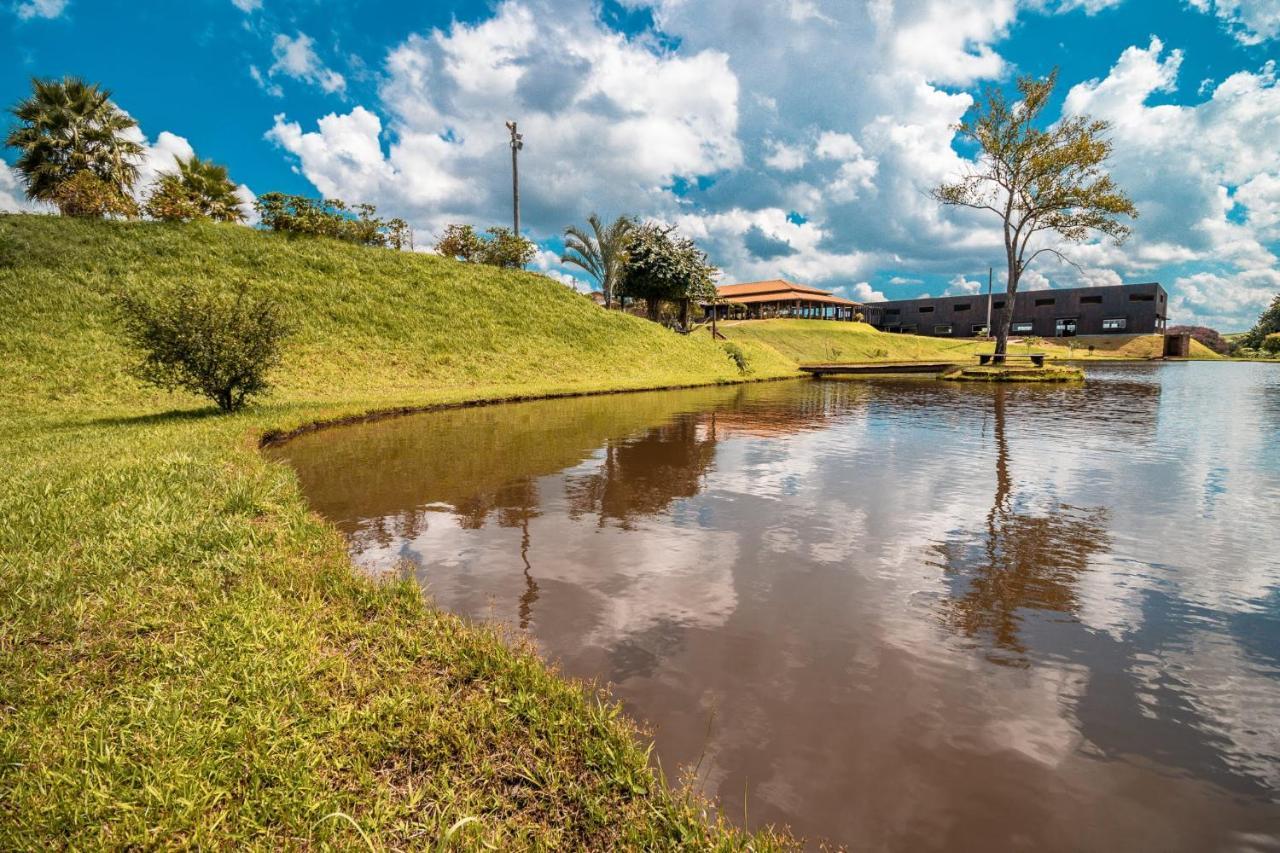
[932,70,1137,355]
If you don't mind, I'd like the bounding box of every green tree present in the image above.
[561,214,633,309]
[6,76,143,213]
[115,283,291,413]
[1263,332,1280,355]
[145,155,245,223]
[435,223,484,261]
[1240,294,1280,349]
[932,70,1137,356]
[617,222,717,323]
[435,224,535,268]
[254,193,406,248]
[477,226,536,269]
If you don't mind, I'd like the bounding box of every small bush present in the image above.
[52,171,138,219]
[434,223,535,268]
[1264,332,1280,355]
[116,283,291,412]
[723,341,750,374]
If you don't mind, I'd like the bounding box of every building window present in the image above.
[934,324,953,335]
[1102,318,1127,331]
[1129,293,1155,302]
[901,324,917,333]
[1035,297,1055,307]
[919,306,935,313]
[885,308,900,316]
[993,300,1006,309]
[954,303,971,311]
[1011,322,1034,333]
[1080,295,1103,304]
[972,324,989,335]
[1055,318,1078,337]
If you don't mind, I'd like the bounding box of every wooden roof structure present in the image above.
[715,279,856,305]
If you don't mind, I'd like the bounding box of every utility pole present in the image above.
[985,266,993,337]
[505,121,523,236]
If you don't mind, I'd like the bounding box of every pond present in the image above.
[269,363,1280,849]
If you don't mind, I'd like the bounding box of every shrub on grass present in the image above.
[51,171,138,219]
[1264,333,1280,355]
[115,283,291,412]
[723,341,750,374]
[434,224,536,268]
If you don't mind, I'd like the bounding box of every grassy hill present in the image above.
[719,318,1221,363]
[0,215,794,849]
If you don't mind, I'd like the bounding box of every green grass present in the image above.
[718,318,1222,364]
[940,364,1086,382]
[0,214,796,849]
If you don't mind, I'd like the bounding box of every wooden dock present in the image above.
[800,362,956,377]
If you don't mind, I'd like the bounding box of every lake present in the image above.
[269,362,1280,849]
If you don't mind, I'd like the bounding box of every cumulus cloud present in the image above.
[270,32,346,95]
[14,0,67,20]
[846,281,887,302]
[1188,0,1280,45]
[1060,37,1280,323]
[266,1,740,237]
[231,0,260,10]
[0,164,51,212]
[257,1,1280,328]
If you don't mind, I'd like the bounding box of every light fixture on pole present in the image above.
[506,120,523,236]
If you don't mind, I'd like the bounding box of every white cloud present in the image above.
[270,32,346,95]
[1168,268,1279,328]
[258,2,1280,330]
[532,248,583,288]
[231,0,261,10]
[1188,0,1280,45]
[0,164,52,212]
[14,0,67,20]
[267,1,741,235]
[763,139,807,171]
[250,64,283,98]
[944,274,983,295]
[847,281,887,302]
[1060,38,1280,324]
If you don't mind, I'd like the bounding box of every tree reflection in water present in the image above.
[565,412,719,529]
[932,387,1111,665]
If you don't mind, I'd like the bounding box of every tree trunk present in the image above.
[646,299,660,322]
[994,253,1018,356]
[679,298,689,330]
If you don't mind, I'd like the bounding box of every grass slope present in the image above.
[0,215,795,849]
[719,318,1221,364]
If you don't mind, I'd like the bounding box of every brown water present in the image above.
[271,363,1280,850]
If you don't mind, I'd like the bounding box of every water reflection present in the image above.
[270,364,1280,850]
[932,389,1112,665]
[566,413,717,529]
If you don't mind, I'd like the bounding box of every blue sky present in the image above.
[4,0,1279,329]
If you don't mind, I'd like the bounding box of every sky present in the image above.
[3,0,1279,330]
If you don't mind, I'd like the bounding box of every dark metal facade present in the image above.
[864,282,1168,338]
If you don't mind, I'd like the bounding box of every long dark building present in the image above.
[863,282,1168,338]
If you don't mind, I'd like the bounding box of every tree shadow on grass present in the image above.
[77,406,227,429]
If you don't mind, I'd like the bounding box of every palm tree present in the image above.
[561,214,633,309]
[6,76,143,208]
[162,155,245,223]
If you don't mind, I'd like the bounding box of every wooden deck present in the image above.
[800,362,956,377]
